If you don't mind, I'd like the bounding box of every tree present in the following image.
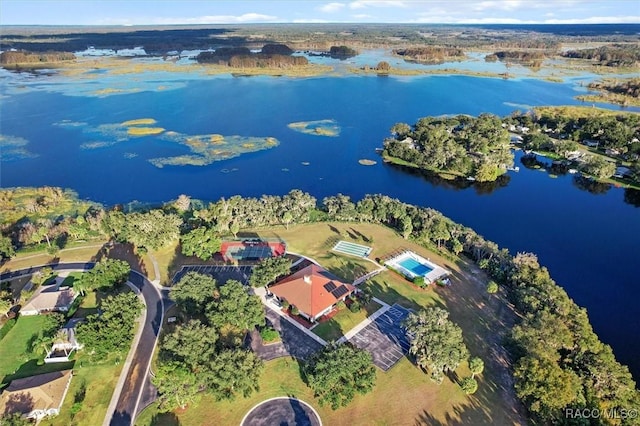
[0,413,31,426]
[460,377,478,394]
[180,227,222,261]
[201,349,263,400]
[391,122,411,139]
[376,61,391,72]
[0,235,15,259]
[304,343,377,409]
[249,256,292,288]
[174,194,192,212]
[469,357,484,379]
[486,281,499,294]
[206,280,265,331]
[76,292,142,356]
[0,299,11,318]
[125,210,182,250]
[514,355,582,420]
[160,320,218,369]
[429,218,450,248]
[153,361,201,411]
[171,272,217,316]
[282,211,293,230]
[29,313,65,357]
[76,259,130,294]
[400,215,413,239]
[404,307,469,383]
[229,222,240,238]
[579,155,616,179]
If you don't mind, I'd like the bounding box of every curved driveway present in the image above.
[0,262,165,426]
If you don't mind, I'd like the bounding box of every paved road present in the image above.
[241,398,322,426]
[0,262,165,426]
[109,270,165,426]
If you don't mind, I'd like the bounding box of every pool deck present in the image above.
[385,250,449,283]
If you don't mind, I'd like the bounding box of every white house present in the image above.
[21,288,77,316]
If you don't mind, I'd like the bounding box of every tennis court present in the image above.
[332,240,372,258]
[221,240,286,261]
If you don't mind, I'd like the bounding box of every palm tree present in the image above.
[0,300,11,319]
[30,332,53,360]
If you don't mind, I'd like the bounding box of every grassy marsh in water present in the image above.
[288,119,341,137]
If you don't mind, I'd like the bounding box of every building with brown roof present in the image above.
[0,370,73,421]
[270,264,355,322]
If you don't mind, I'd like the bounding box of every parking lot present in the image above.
[347,304,412,371]
[172,265,253,285]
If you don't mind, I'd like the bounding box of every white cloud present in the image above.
[353,14,375,19]
[473,0,523,12]
[543,15,640,24]
[349,0,407,10]
[98,13,279,26]
[409,14,640,25]
[319,2,346,13]
[292,18,331,23]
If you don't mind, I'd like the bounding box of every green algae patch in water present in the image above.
[359,159,377,166]
[149,134,279,168]
[0,134,38,161]
[288,119,340,137]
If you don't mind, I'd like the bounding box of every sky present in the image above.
[0,0,638,26]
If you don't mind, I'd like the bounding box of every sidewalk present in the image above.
[336,297,390,344]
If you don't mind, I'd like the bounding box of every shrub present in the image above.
[291,305,299,316]
[32,267,54,285]
[337,300,346,310]
[413,276,426,288]
[70,402,82,418]
[358,290,372,305]
[460,377,478,394]
[486,280,499,294]
[281,300,290,310]
[349,301,361,313]
[259,327,280,343]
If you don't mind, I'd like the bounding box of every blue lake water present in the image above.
[1,70,639,379]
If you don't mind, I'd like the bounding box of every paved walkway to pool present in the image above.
[335,297,389,344]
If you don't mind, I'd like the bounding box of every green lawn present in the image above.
[312,300,383,342]
[61,271,84,287]
[71,290,99,318]
[362,271,443,311]
[136,355,481,426]
[0,315,73,386]
[41,352,126,426]
[136,222,525,426]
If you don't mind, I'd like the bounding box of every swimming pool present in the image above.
[398,257,433,276]
[384,251,448,283]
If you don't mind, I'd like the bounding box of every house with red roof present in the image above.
[269,264,355,322]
